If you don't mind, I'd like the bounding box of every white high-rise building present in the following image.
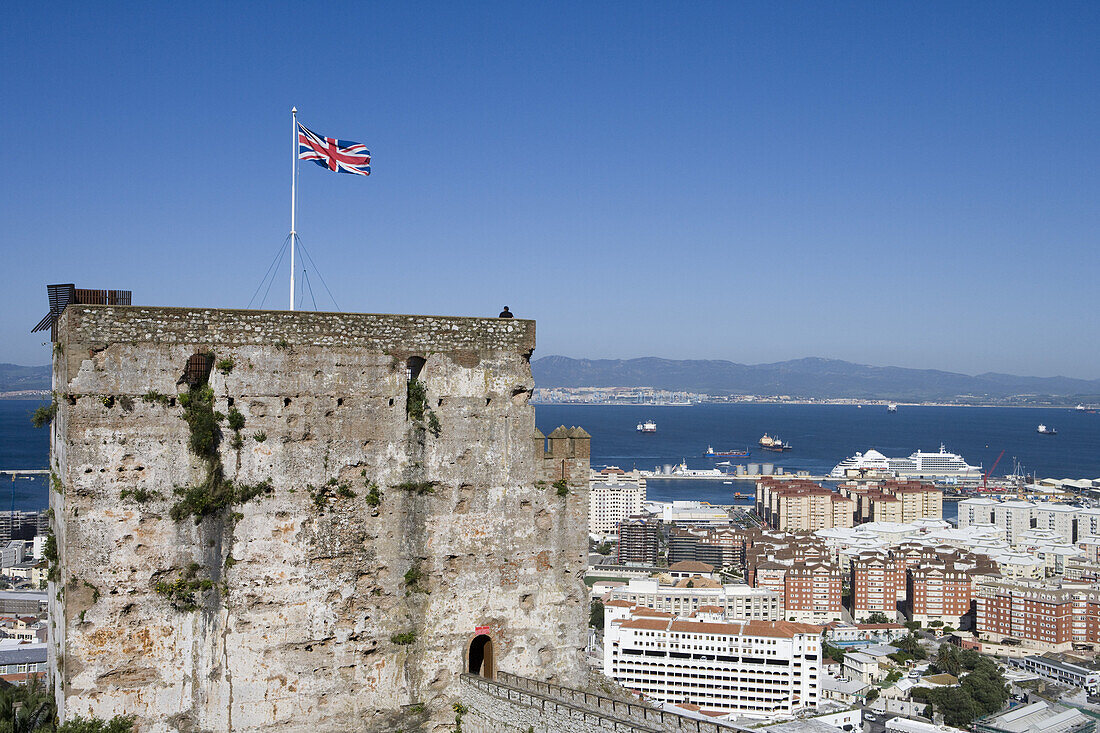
[589,468,647,538]
[603,605,821,718]
[608,578,783,620]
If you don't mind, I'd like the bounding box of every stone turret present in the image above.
[48,305,589,732]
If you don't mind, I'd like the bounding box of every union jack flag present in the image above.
[297,122,371,176]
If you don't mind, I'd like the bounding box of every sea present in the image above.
[535,403,1100,524]
[3,399,1098,520]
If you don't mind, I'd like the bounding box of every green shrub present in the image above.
[427,410,442,436]
[407,378,428,421]
[392,481,436,495]
[216,358,235,375]
[253,431,267,443]
[553,479,569,496]
[154,564,213,612]
[31,399,58,428]
[44,533,59,583]
[120,487,160,504]
[273,339,291,351]
[391,631,417,645]
[141,390,172,405]
[364,482,382,507]
[227,407,245,431]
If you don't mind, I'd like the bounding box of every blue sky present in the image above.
[2,2,1098,377]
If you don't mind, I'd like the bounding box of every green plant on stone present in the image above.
[141,390,172,405]
[154,564,214,612]
[391,631,417,645]
[50,471,64,494]
[273,339,291,351]
[552,479,569,497]
[83,580,101,603]
[227,407,245,431]
[216,357,235,375]
[119,487,160,504]
[44,533,59,583]
[406,378,428,422]
[253,431,267,443]
[392,481,436,495]
[230,432,244,450]
[31,397,58,428]
[365,482,382,507]
[427,410,442,436]
[404,563,426,591]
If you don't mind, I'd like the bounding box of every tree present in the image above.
[937,643,961,677]
[864,612,890,624]
[589,600,604,629]
[897,633,927,658]
[905,620,922,632]
[595,542,613,556]
[865,689,880,703]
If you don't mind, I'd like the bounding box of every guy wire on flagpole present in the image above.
[290,106,298,311]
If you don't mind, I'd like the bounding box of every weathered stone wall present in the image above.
[48,305,588,732]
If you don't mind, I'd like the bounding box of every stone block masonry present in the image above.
[48,305,588,732]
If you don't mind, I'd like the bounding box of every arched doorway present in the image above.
[468,634,494,679]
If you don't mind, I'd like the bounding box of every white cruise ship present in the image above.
[830,444,982,480]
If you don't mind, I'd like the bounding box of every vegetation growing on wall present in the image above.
[406,377,442,435]
[31,396,58,428]
[43,532,59,583]
[154,563,214,612]
[391,631,417,645]
[141,390,172,405]
[553,479,569,497]
[119,487,160,504]
[392,481,436,495]
[169,359,272,523]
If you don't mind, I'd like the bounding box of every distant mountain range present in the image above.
[531,356,1100,404]
[0,363,51,393]
[4,357,1098,404]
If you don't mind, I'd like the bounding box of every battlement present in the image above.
[57,304,535,354]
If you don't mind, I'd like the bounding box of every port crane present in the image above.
[980,450,1006,491]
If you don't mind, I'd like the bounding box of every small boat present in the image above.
[887,404,898,413]
[636,420,656,433]
[1037,424,1057,435]
[716,461,732,467]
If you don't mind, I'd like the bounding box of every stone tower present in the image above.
[47,305,589,732]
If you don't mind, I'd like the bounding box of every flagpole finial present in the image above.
[292,106,297,115]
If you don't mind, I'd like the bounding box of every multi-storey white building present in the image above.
[604,605,821,718]
[958,498,1081,547]
[589,468,647,538]
[608,578,783,620]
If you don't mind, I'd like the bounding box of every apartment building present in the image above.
[608,578,783,620]
[851,551,906,621]
[974,580,1100,653]
[784,561,843,623]
[906,563,980,628]
[589,469,647,538]
[840,480,943,524]
[668,526,748,569]
[756,479,855,532]
[604,605,822,717]
[618,516,660,565]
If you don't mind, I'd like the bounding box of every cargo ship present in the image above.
[704,445,750,457]
[636,420,657,433]
[759,434,791,452]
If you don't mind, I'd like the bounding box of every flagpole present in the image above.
[290,106,298,311]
